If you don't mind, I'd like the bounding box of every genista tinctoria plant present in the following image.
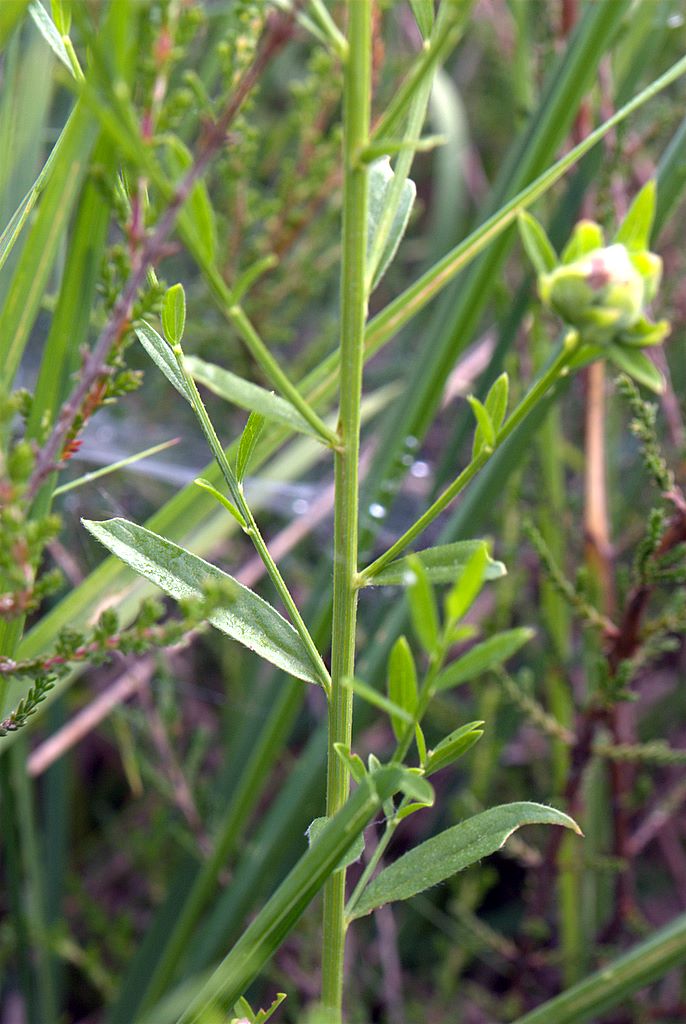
[1,3,686,1023]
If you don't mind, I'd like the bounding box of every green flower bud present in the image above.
[539,243,647,341]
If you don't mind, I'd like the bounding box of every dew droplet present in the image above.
[667,13,684,27]
[410,460,430,479]
[292,498,310,515]
[404,435,420,451]
[368,502,387,520]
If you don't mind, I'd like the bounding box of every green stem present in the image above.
[359,332,581,583]
[321,3,371,1017]
[174,346,331,694]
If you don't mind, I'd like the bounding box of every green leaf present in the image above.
[367,157,416,291]
[606,343,664,393]
[435,627,535,691]
[614,180,656,250]
[444,544,489,624]
[29,0,72,74]
[517,210,557,274]
[484,372,509,433]
[193,479,246,529]
[409,0,434,38]
[186,356,320,440]
[468,394,495,457]
[365,540,505,587]
[425,721,484,776]
[81,518,319,684]
[406,555,440,655]
[51,0,70,34]
[333,743,366,785]
[307,817,364,871]
[395,771,434,806]
[164,136,217,262]
[236,412,266,483]
[387,636,418,740]
[135,321,191,402]
[162,283,186,346]
[0,1,30,48]
[342,676,413,726]
[254,993,287,1024]
[349,802,581,919]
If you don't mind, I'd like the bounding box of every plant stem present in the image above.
[359,333,582,583]
[321,2,371,1017]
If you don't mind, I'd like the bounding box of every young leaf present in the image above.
[426,721,485,776]
[414,722,427,766]
[364,540,505,587]
[135,321,191,402]
[81,518,319,683]
[349,802,581,919]
[235,412,266,483]
[254,993,287,1024]
[445,544,489,624]
[186,356,319,439]
[468,394,496,457]
[406,555,440,655]
[606,343,664,394]
[367,157,416,291]
[614,180,656,251]
[193,479,247,529]
[342,677,414,726]
[435,627,535,691]
[518,210,557,274]
[307,817,364,871]
[484,372,509,433]
[162,283,186,346]
[333,743,366,785]
[387,636,418,740]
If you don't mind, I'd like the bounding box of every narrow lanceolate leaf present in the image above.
[409,0,434,38]
[614,179,656,250]
[307,817,364,871]
[135,322,192,402]
[425,721,484,776]
[445,544,489,624]
[162,283,187,346]
[468,395,496,456]
[365,540,505,587]
[236,412,266,483]
[387,636,418,741]
[517,210,557,274]
[81,518,318,684]
[349,802,581,919]
[406,555,440,655]
[29,1,72,74]
[342,677,414,726]
[186,356,319,440]
[484,372,509,434]
[435,627,535,691]
[367,157,416,291]
[606,344,664,394]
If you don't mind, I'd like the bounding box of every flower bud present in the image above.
[539,243,649,341]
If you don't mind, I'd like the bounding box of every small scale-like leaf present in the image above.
[606,343,664,394]
[162,283,186,346]
[366,540,505,587]
[468,394,496,457]
[484,372,509,433]
[387,636,418,740]
[435,627,535,691]
[135,322,191,402]
[82,518,319,683]
[614,180,656,251]
[518,210,557,274]
[445,544,489,625]
[426,721,484,776]
[343,676,413,725]
[561,219,604,264]
[367,157,416,291]
[187,356,319,439]
[406,555,440,655]
[236,412,266,483]
[349,802,581,919]
[307,817,364,871]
